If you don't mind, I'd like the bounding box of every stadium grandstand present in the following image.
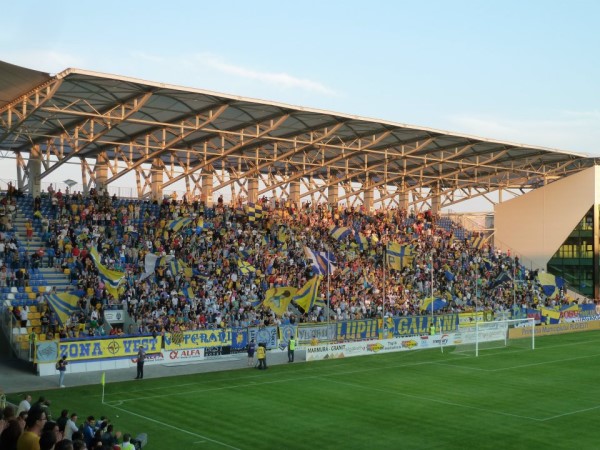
[1,58,600,378]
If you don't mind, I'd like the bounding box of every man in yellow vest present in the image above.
[288,336,296,363]
[257,343,267,370]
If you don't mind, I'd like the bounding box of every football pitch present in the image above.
[13,330,600,449]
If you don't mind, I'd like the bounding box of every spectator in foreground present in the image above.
[121,433,136,450]
[16,404,46,449]
[0,419,23,450]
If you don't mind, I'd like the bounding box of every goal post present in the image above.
[475,318,535,356]
[448,318,535,356]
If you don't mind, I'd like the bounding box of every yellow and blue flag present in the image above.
[263,286,298,316]
[169,259,192,277]
[167,217,193,232]
[329,226,351,241]
[537,272,565,299]
[89,247,125,290]
[304,247,336,275]
[293,276,322,312]
[541,307,561,324]
[355,233,368,251]
[420,296,447,312]
[246,203,264,221]
[238,259,256,275]
[47,292,80,326]
[470,235,485,250]
[386,243,414,270]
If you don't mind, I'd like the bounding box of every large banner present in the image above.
[58,335,162,361]
[297,324,336,345]
[231,328,248,349]
[248,326,278,349]
[335,319,378,341]
[390,314,459,337]
[164,329,231,350]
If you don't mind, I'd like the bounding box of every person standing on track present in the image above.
[135,345,146,379]
[247,339,256,366]
[257,343,267,370]
[288,336,296,363]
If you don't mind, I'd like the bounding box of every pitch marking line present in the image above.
[321,377,541,421]
[105,402,241,450]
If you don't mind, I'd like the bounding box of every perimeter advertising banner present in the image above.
[57,335,162,361]
[164,329,231,350]
[306,335,457,361]
[508,320,600,339]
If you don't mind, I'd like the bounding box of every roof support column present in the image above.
[431,184,441,215]
[363,179,373,213]
[151,159,163,202]
[95,152,109,194]
[28,145,42,198]
[328,183,338,206]
[289,180,300,208]
[399,182,409,211]
[201,171,214,207]
[248,177,259,204]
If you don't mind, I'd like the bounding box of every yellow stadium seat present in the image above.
[28,293,36,300]
[38,334,46,341]
[29,305,37,313]
[64,268,71,275]
[38,286,46,293]
[25,286,32,293]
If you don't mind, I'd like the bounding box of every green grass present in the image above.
[10,331,600,449]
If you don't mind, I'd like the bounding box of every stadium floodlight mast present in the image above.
[430,254,434,331]
[382,239,386,326]
[513,258,516,306]
[474,256,480,322]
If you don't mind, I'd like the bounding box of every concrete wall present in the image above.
[494,165,600,270]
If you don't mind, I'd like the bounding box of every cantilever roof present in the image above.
[0,61,597,206]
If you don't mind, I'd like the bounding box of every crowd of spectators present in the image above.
[0,393,137,450]
[2,182,575,341]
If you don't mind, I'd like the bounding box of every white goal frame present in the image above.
[474,318,535,357]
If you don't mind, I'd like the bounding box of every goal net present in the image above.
[448,318,535,356]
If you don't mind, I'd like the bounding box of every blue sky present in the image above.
[1,1,599,206]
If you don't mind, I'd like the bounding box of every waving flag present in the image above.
[304,247,336,275]
[386,243,414,270]
[420,297,447,312]
[238,259,256,275]
[47,292,80,326]
[489,271,512,288]
[293,276,323,312]
[263,286,298,316]
[89,247,125,289]
[329,226,351,241]
[168,259,192,277]
[246,203,264,221]
[355,233,369,251]
[167,217,193,232]
[470,235,485,250]
[141,253,174,280]
[537,272,565,299]
[540,307,561,324]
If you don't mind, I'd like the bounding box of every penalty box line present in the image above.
[104,401,242,450]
